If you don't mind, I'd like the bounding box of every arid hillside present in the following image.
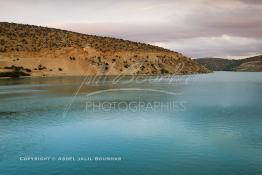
[0,22,209,77]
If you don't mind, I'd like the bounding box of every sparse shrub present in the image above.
[0,71,29,78]
[24,68,31,72]
[21,39,28,44]
[160,68,169,74]
[58,68,63,71]
[4,66,13,69]
[0,46,6,52]
[38,64,46,70]
[69,56,76,60]
[0,39,5,45]
[0,65,30,78]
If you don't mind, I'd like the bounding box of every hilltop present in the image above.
[196,55,262,72]
[0,22,209,77]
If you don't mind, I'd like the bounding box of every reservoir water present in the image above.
[0,72,262,175]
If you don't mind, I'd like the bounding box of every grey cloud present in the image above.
[238,0,262,4]
[60,21,262,58]
[184,6,262,38]
[57,0,262,42]
[57,1,262,58]
[1,0,262,58]
[163,36,262,58]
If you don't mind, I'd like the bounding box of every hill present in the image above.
[196,55,262,72]
[0,22,209,77]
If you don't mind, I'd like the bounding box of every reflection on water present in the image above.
[0,72,262,175]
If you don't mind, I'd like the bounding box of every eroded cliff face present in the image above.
[0,22,210,77]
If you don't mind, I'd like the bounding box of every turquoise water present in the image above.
[0,72,262,175]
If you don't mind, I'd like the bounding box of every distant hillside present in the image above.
[196,55,262,72]
[0,22,210,78]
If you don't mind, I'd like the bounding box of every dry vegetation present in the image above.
[0,22,172,53]
[0,22,210,77]
[196,55,262,72]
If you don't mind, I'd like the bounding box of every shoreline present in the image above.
[0,71,213,80]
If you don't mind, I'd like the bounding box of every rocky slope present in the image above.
[196,55,262,72]
[0,22,210,77]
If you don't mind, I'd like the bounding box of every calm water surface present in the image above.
[0,72,262,175]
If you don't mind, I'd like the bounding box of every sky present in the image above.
[0,0,261,59]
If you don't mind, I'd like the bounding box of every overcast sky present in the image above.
[0,0,261,58]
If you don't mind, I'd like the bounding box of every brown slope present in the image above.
[0,22,210,77]
[196,56,262,72]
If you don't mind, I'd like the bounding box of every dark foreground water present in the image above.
[0,72,262,175]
